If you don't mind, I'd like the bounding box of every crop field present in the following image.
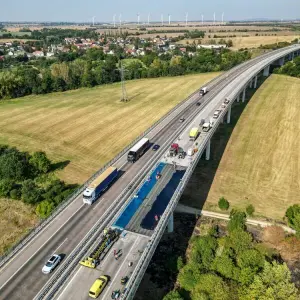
[0,73,219,184]
[178,35,298,49]
[202,75,300,220]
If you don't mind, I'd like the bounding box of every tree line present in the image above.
[163,209,298,300]
[275,56,300,78]
[0,47,251,100]
[0,145,77,219]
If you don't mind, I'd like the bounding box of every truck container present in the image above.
[200,87,208,96]
[189,127,199,141]
[83,167,118,204]
[127,137,150,163]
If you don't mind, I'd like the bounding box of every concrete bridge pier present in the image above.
[292,52,295,60]
[279,57,285,66]
[237,93,240,102]
[205,139,211,160]
[254,75,258,89]
[226,105,231,124]
[249,79,253,88]
[242,88,246,102]
[167,212,174,233]
[263,65,270,77]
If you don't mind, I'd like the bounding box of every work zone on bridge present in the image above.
[113,162,186,236]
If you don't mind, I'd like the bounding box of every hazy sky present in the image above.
[1,0,300,22]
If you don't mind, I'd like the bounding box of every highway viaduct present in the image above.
[0,44,300,300]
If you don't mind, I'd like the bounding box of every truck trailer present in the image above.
[127,137,150,163]
[189,127,199,141]
[83,166,118,204]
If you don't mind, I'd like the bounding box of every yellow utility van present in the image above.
[89,275,108,298]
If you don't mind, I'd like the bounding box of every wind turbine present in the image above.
[137,13,140,26]
[161,14,164,26]
[213,12,216,25]
[113,14,116,27]
[221,12,224,25]
[119,14,122,27]
[185,12,188,26]
[168,14,171,25]
[202,14,204,25]
[148,13,150,25]
[92,16,95,26]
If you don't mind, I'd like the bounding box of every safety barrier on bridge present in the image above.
[121,44,300,300]
[0,44,285,268]
[0,73,226,269]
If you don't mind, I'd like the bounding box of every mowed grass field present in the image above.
[204,75,300,220]
[0,73,219,184]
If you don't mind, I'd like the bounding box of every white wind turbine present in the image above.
[185,12,188,26]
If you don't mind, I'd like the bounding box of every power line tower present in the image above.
[120,62,128,102]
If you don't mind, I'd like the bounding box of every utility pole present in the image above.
[120,61,128,102]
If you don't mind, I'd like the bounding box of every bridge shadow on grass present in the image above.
[135,213,197,300]
[179,76,268,211]
[135,75,269,300]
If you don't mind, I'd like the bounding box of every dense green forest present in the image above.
[0,145,77,218]
[163,210,299,300]
[0,48,250,100]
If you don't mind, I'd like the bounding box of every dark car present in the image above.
[152,144,160,151]
[196,102,201,106]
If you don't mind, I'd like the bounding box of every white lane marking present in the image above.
[93,199,104,210]
[56,266,83,300]
[52,238,68,255]
[101,237,141,300]
[0,203,85,289]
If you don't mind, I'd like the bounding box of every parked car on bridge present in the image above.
[42,254,61,274]
[179,117,185,123]
[224,97,230,104]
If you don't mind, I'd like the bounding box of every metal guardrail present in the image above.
[35,45,300,299]
[122,44,300,299]
[0,72,226,269]
[35,93,209,299]
[1,44,291,267]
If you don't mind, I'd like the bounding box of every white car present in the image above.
[42,254,61,274]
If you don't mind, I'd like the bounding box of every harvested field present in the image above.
[0,73,219,184]
[203,75,300,220]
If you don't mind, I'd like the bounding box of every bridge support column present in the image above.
[292,52,295,60]
[205,139,211,160]
[249,79,253,88]
[168,212,174,233]
[263,65,270,77]
[237,93,240,102]
[254,75,258,89]
[279,57,285,66]
[227,105,231,124]
[242,89,246,103]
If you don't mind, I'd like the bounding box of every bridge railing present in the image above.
[122,44,300,299]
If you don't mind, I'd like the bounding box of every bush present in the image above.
[29,151,51,174]
[228,210,247,233]
[285,204,300,236]
[0,179,14,197]
[10,188,21,200]
[21,180,43,204]
[246,204,255,216]
[218,197,230,211]
[36,200,54,218]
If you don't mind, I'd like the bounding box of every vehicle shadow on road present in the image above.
[179,76,268,211]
